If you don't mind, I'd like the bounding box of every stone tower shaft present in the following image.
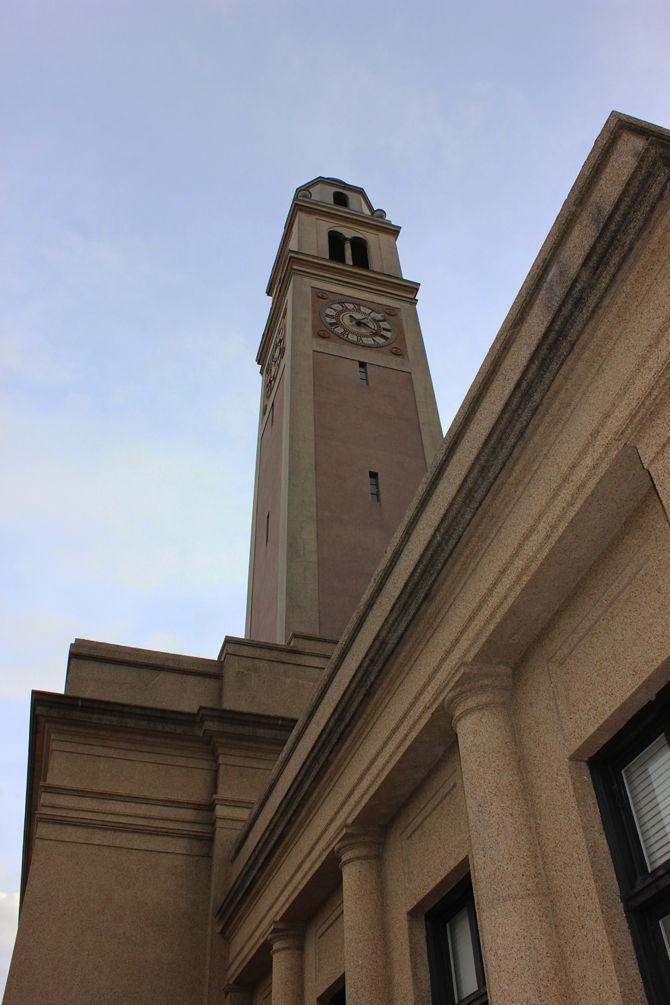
[245,177,442,644]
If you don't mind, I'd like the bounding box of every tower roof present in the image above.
[293,177,375,214]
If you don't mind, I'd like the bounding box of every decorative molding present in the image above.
[401,775,457,846]
[548,554,650,668]
[401,775,458,898]
[35,811,212,843]
[315,898,344,989]
[216,119,670,936]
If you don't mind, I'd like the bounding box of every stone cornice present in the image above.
[32,691,205,735]
[291,176,376,212]
[198,706,296,748]
[67,638,221,682]
[257,252,419,365]
[266,197,400,298]
[217,632,336,666]
[30,692,295,749]
[20,692,296,902]
[215,115,670,936]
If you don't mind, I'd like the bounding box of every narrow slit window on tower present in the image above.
[270,400,274,426]
[358,361,368,385]
[333,190,349,207]
[350,236,369,269]
[265,512,270,545]
[369,471,380,502]
[328,230,346,263]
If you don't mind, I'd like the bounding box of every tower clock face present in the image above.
[320,301,395,348]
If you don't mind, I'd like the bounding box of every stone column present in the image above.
[268,923,304,1005]
[344,238,353,266]
[335,826,389,1005]
[446,664,567,1004]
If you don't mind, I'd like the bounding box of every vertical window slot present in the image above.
[369,471,380,502]
[358,361,369,385]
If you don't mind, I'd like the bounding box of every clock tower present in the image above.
[246,177,442,644]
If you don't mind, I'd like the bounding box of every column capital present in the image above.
[335,824,384,868]
[445,663,513,729]
[223,984,252,1005]
[267,921,305,955]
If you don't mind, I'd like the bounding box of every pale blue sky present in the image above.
[1,0,669,988]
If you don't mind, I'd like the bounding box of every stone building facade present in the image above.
[5,111,670,1004]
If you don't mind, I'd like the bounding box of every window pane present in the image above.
[623,734,670,871]
[660,913,670,963]
[446,907,479,1001]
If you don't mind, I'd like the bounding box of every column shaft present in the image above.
[448,665,567,1004]
[268,924,304,1005]
[336,827,389,1005]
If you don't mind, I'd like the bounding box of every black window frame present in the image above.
[369,470,380,502]
[590,680,670,1004]
[425,875,487,1005]
[358,361,369,385]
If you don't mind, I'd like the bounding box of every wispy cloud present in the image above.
[0,327,71,384]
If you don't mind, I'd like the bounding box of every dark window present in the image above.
[591,681,670,1004]
[350,236,369,269]
[333,191,349,207]
[265,512,269,545]
[369,471,380,502]
[328,230,346,263]
[358,361,368,385]
[327,989,345,1005]
[426,876,487,1005]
